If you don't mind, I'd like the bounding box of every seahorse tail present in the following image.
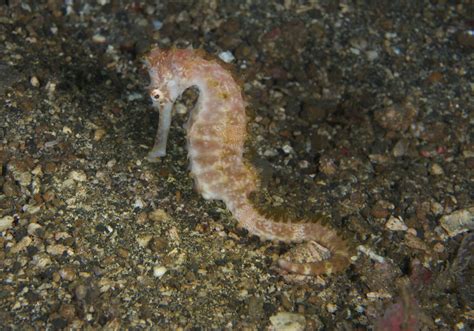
[227,193,353,275]
[278,243,352,276]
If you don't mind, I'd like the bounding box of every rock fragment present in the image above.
[440,208,474,237]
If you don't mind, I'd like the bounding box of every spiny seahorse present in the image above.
[145,47,353,275]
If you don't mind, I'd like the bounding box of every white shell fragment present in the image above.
[0,216,14,231]
[440,207,474,237]
[69,170,87,182]
[269,312,306,331]
[218,51,235,63]
[153,266,167,278]
[385,216,408,231]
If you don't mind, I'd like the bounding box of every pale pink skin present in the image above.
[145,48,353,275]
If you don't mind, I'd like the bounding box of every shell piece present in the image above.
[439,207,474,237]
[0,215,14,232]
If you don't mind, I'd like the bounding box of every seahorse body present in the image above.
[145,48,353,275]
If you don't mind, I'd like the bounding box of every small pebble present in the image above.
[11,236,32,253]
[59,304,76,321]
[371,203,391,219]
[0,216,14,231]
[263,148,278,157]
[27,223,42,235]
[47,244,71,255]
[404,233,430,251]
[46,81,56,94]
[298,160,309,169]
[374,101,417,132]
[32,253,52,268]
[357,245,385,263]
[75,284,88,301]
[319,156,337,176]
[153,266,167,278]
[433,242,445,253]
[392,139,408,157]
[431,201,444,215]
[456,322,466,330]
[385,216,408,231]
[133,198,144,209]
[92,34,106,43]
[59,267,76,281]
[30,76,40,87]
[127,92,143,101]
[366,50,379,61]
[137,234,153,248]
[69,170,87,182]
[282,144,293,154]
[2,180,19,197]
[430,163,444,175]
[117,247,129,258]
[149,209,171,222]
[326,303,338,313]
[269,312,306,331]
[152,20,163,30]
[106,159,116,168]
[218,51,235,63]
[94,128,106,141]
[366,290,392,300]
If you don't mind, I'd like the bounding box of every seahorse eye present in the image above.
[150,88,163,101]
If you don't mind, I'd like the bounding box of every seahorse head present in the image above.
[145,48,192,108]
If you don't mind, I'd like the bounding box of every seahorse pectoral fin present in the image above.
[147,102,173,162]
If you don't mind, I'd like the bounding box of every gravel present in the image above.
[0,1,472,329]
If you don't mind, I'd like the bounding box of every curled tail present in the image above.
[224,189,353,276]
[278,224,352,275]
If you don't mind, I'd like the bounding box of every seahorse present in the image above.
[145,47,353,275]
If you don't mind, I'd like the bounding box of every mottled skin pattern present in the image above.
[145,48,353,275]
